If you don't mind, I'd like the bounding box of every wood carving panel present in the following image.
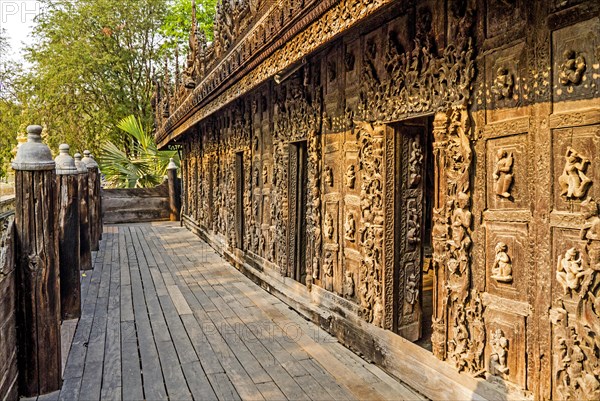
[485,0,524,40]
[485,222,529,302]
[483,308,527,388]
[552,124,600,212]
[486,133,529,210]
[552,17,600,111]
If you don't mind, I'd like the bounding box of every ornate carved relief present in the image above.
[490,329,509,375]
[408,139,423,188]
[324,211,334,240]
[344,271,355,298]
[493,149,514,199]
[324,166,334,187]
[345,165,356,189]
[558,147,592,200]
[344,213,356,242]
[492,242,513,284]
[357,121,385,327]
[558,50,586,86]
[307,130,322,281]
[550,198,600,400]
[491,67,514,100]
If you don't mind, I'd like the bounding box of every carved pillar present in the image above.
[167,158,180,221]
[55,144,81,320]
[12,125,61,396]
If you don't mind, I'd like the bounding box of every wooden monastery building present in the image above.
[154,0,600,399]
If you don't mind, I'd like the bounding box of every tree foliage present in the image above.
[0,28,20,178]
[161,0,217,52]
[99,115,178,188]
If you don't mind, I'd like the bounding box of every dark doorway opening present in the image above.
[235,152,244,250]
[392,117,434,351]
[288,141,308,284]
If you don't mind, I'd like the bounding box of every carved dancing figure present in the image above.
[344,213,356,242]
[559,147,592,200]
[324,212,334,240]
[490,329,509,375]
[345,165,356,189]
[323,252,333,277]
[559,50,586,86]
[450,192,472,251]
[408,140,423,187]
[324,166,334,187]
[493,149,514,199]
[491,242,513,283]
[343,271,355,298]
[556,247,586,296]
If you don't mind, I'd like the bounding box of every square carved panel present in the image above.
[485,222,529,302]
[486,133,529,210]
[484,308,527,388]
[552,17,600,109]
[485,42,528,121]
[485,0,524,39]
[552,124,600,212]
[551,227,586,307]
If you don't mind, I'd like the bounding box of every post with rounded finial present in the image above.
[82,150,101,251]
[11,125,61,396]
[55,144,81,320]
[74,153,92,270]
[167,158,180,221]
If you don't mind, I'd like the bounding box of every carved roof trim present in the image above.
[156,0,397,148]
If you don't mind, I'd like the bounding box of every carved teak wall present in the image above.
[163,1,600,399]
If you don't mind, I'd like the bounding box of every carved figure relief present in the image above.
[490,329,509,375]
[344,51,355,71]
[327,61,337,82]
[558,50,586,86]
[493,149,514,199]
[556,247,586,296]
[491,67,514,100]
[262,164,269,186]
[324,166,334,187]
[407,201,421,250]
[254,166,260,186]
[344,271,355,298]
[491,242,513,283]
[406,273,418,306]
[324,211,334,240]
[344,213,356,242]
[558,147,592,200]
[323,251,333,277]
[345,165,356,189]
[408,139,423,188]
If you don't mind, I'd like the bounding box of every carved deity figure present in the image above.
[493,149,514,199]
[262,165,269,186]
[556,247,586,296]
[253,166,260,187]
[343,271,355,298]
[491,242,513,283]
[559,50,586,86]
[491,67,514,100]
[406,273,419,306]
[324,166,334,187]
[344,213,356,242]
[323,252,333,277]
[490,329,509,375]
[408,140,423,188]
[324,212,334,240]
[580,198,600,271]
[345,165,356,189]
[559,147,592,200]
[450,192,472,251]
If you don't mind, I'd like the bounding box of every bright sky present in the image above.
[1,0,44,64]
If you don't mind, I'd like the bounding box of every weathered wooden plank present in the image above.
[154,339,192,400]
[181,361,218,401]
[206,372,242,401]
[120,321,144,401]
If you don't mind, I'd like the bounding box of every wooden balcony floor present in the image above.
[34,222,424,401]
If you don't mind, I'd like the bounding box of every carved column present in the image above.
[74,153,92,270]
[167,158,181,221]
[82,150,101,251]
[12,125,61,396]
[55,144,81,320]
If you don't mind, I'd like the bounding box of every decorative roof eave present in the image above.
[156,0,397,149]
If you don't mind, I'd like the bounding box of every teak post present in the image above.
[82,151,101,251]
[167,158,180,221]
[12,125,61,397]
[55,144,81,320]
[74,153,92,270]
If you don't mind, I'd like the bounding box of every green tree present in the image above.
[161,0,217,52]
[0,28,21,179]
[21,0,169,156]
[99,115,178,188]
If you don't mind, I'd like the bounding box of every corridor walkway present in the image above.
[54,222,424,400]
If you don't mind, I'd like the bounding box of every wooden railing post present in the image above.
[74,153,92,270]
[82,151,101,251]
[167,158,180,221]
[12,125,61,397]
[55,144,81,320]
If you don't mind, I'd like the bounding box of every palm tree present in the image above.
[99,115,178,188]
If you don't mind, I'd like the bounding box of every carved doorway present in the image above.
[235,152,245,250]
[392,117,434,346]
[288,141,308,284]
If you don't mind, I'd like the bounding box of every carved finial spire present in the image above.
[175,46,180,86]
